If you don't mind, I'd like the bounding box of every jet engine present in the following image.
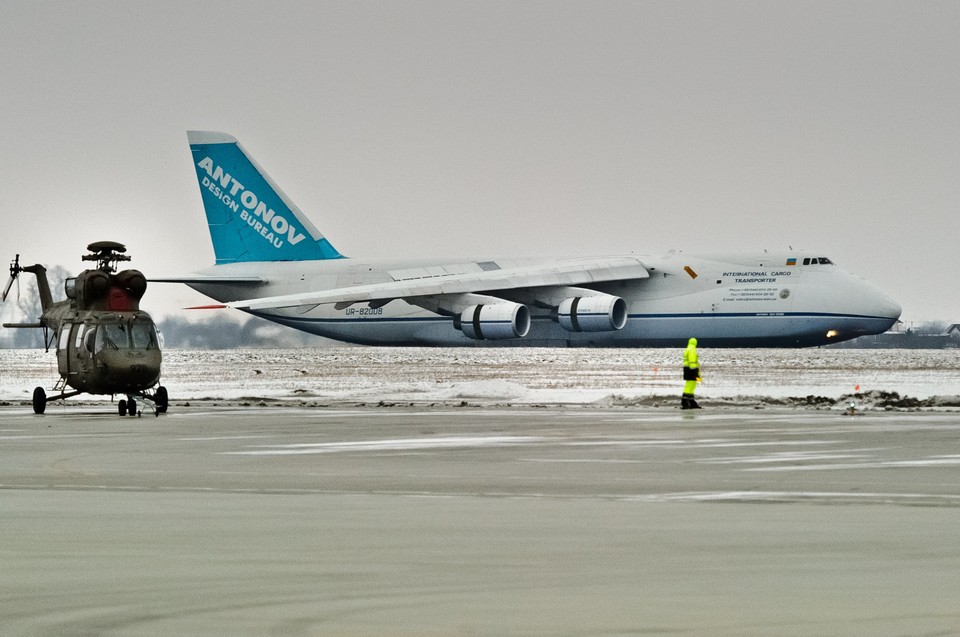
[459,303,531,340]
[558,294,627,332]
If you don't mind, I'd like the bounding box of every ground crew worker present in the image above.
[681,337,702,409]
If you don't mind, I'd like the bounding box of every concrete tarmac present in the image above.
[1,404,959,636]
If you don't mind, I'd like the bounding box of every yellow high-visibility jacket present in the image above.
[683,338,699,374]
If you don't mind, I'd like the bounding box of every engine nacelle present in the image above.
[460,303,531,340]
[115,269,147,299]
[558,294,627,332]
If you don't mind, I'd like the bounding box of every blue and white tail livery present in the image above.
[167,131,901,347]
[188,131,342,263]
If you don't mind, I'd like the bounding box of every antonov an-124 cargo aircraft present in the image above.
[156,131,901,348]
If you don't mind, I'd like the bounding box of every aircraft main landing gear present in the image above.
[30,387,81,414]
[155,386,168,414]
[33,387,46,414]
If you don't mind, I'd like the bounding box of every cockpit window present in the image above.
[96,324,127,351]
[818,257,834,265]
[131,322,158,349]
[802,257,835,266]
[95,320,159,351]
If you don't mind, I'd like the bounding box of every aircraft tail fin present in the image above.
[187,131,344,264]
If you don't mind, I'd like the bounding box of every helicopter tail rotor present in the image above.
[2,254,21,302]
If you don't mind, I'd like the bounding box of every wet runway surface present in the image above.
[2,405,960,635]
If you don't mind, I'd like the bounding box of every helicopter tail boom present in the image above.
[21,264,54,314]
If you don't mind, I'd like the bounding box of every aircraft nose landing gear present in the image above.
[118,397,137,416]
[118,386,167,417]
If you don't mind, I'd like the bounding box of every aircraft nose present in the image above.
[99,349,162,389]
[863,281,901,327]
[879,293,902,321]
[869,283,901,318]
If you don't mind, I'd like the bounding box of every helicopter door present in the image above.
[57,323,83,378]
[56,323,91,379]
[73,324,93,374]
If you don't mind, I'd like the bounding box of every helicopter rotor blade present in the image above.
[2,254,21,302]
[1,276,13,302]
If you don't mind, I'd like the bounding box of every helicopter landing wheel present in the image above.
[127,398,137,416]
[118,399,127,416]
[155,386,168,414]
[32,387,46,414]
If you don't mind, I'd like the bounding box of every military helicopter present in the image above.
[2,241,168,416]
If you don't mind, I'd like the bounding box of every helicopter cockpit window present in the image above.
[95,320,159,352]
[96,323,129,351]
[131,321,159,349]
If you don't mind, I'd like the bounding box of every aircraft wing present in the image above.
[228,256,649,311]
[151,275,266,285]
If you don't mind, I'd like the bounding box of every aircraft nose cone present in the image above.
[880,295,902,321]
[99,349,162,390]
[864,283,901,330]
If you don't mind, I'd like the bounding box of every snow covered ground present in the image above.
[2,347,958,408]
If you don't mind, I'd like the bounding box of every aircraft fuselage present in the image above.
[187,251,900,347]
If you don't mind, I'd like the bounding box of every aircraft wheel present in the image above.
[155,386,168,414]
[32,387,46,414]
[118,399,127,416]
[127,398,137,416]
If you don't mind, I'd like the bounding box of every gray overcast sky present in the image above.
[1,1,957,324]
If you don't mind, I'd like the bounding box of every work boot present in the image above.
[689,398,702,409]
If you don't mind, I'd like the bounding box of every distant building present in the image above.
[831,322,959,349]
[947,324,960,341]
